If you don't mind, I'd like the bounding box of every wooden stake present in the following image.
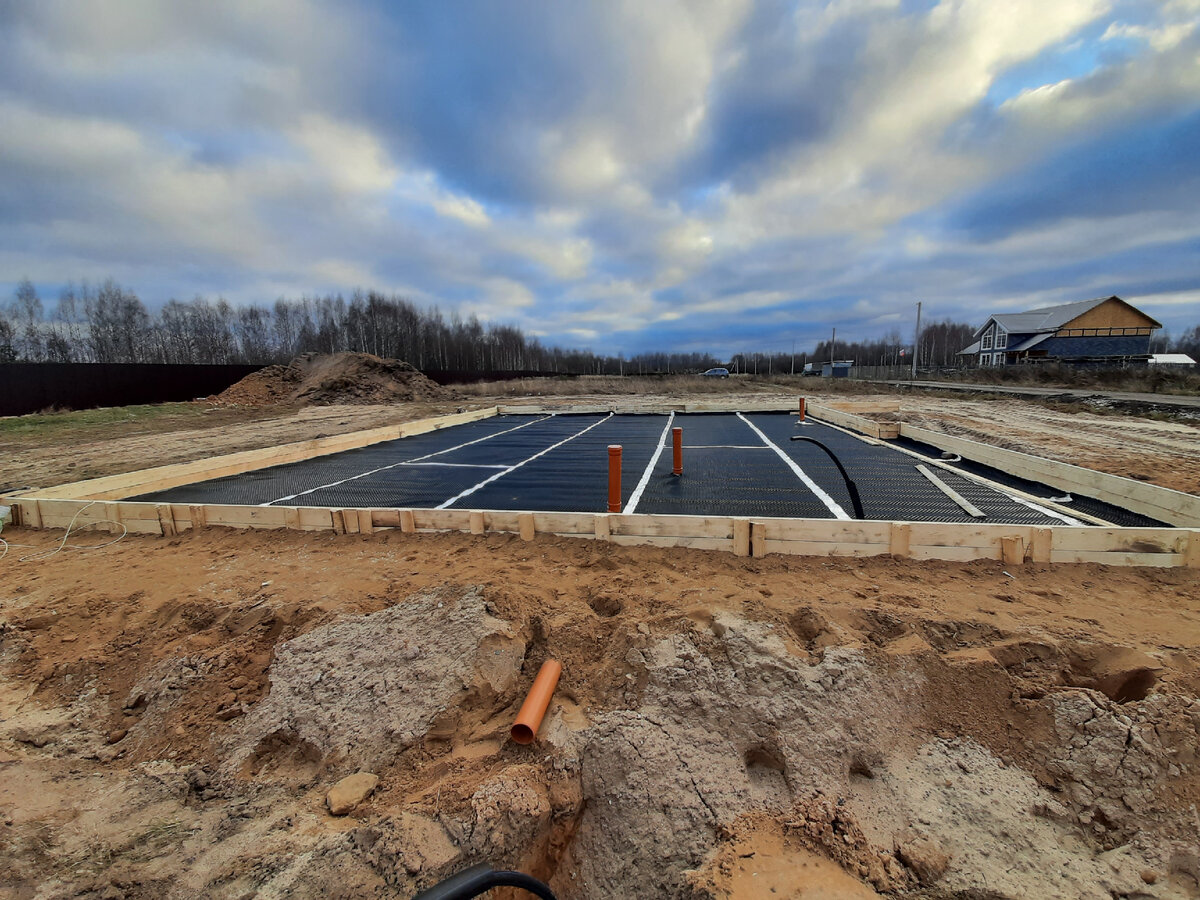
[733,519,750,557]
[1000,535,1025,566]
[889,522,911,558]
[469,511,485,535]
[519,513,536,542]
[400,510,416,534]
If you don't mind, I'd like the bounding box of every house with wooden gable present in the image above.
[958,296,1161,367]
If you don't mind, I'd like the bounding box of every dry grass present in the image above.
[455,373,887,398]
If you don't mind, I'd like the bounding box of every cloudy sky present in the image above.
[1,0,1198,356]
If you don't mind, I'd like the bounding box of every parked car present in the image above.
[701,367,730,378]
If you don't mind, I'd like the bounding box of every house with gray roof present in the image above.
[958,296,1161,367]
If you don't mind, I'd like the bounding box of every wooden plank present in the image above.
[357,509,373,534]
[760,539,891,558]
[1048,527,1190,554]
[890,522,910,558]
[298,507,334,531]
[909,545,1001,562]
[31,407,500,501]
[190,505,206,529]
[372,509,400,528]
[908,522,1036,549]
[27,500,43,529]
[806,404,886,439]
[330,509,345,534]
[156,505,176,537]
[413,509,474,531]
[594,515,611,540]
[916,464,986,517]
[469,511,485,535]
[1031,528,1052,563]
[399,510,416,534]
[1001,535,1025,566]
[200,505,290,529]
[751,522,766,557]
[1049,549,1180,567]
[757,519,892,543]
[283,507,301,530]
[900,423,1200,527]
[733,519,750,557]
[1185,532,1200,569]
[519,513,536,541]
[610,514,734,539]
[609,535,732,551]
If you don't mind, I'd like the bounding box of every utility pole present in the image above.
[830,327,836,364]
[790,339,795,375]
[911,301,922,380]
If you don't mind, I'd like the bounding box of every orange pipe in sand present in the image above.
[510,659,562,744]
[608,445,622,513]
[672,427,683,476]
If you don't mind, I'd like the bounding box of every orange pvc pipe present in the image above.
[608,445,622,513]
[510,659,562,744]
[798,397,806,422]
[672,427,683,476]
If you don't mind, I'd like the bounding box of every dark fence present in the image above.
[0,363,265,416]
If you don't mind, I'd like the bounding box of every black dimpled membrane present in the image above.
[128,412,1166,527]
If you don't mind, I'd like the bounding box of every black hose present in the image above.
[412,863,558,900]
[788,436,866,519]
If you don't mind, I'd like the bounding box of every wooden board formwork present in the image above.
[10,407,500,502]
[897,424,1200,528]
[806,403,900,440]
[6,495,1197,568]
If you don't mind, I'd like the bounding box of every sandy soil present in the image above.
[1,525,1199,898]
[2,379,1199,898]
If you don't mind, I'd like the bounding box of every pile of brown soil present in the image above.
[211,352,450,407]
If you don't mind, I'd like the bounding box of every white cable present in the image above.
[0,500,129,563]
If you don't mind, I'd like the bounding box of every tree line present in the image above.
[1,277,1193,373]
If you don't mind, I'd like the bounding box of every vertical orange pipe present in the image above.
[799,397,806,422]
[608,445,622,513]
[672,427,683,476]
[510,659,562,744]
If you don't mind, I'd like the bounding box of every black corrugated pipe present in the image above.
[412,863,558,900]
[789,436,866,519]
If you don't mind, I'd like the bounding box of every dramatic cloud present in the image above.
[1,0,1197,355]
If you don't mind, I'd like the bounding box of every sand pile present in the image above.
[211,352,450,407]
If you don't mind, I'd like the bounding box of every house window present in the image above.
[995,352,1006,366]
[995,328,1007,349]
[981,326,994,351]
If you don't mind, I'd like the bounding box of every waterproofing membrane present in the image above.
[890,436,1166,527]
[127,412,1164,527]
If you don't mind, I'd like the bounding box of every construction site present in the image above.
[2,354,1199,899]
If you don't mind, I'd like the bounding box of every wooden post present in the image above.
[156,505,176,537]
[672,428,683,476]
[26,500,43,530]
[608,445,623,513]
[733,519,751,557]
[358,509,374,534]
[1000,535,1024,566]
[519,513,536,542]
[594,515,611,540]
[469,511,485,535]
[751,522,766,558]
[1185,531,1200,569]
[330,509,346,534]
[399,510,416,534]
[889,522,911,558]
[189,505,206,531]
[284,507,301,530]
[798,397,806,422]
[1031,528,1052,563]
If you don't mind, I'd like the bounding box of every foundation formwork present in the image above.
[4,403,1198,568]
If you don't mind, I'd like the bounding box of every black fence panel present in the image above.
[0,363,265,416]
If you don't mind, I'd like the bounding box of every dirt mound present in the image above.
[211,352,450,407]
